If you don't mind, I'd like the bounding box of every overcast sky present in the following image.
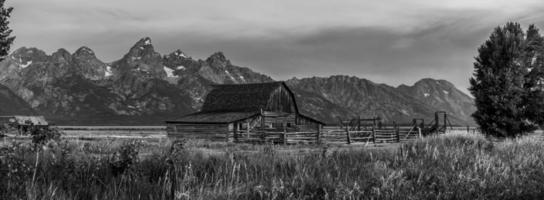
[8,0,544,94]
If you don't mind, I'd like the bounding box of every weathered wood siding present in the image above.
[167,123,230,141]
[260,112,321,132]
[295,115,320,131]
[262,112,296,129]
[266,86,297,113]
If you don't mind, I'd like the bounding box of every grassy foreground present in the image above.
[1,132,544,199]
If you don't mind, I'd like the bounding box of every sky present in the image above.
[8,0,544,94]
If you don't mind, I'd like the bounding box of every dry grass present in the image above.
[1,131,544,199]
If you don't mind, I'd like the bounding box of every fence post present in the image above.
[357,116,361,132]
[417,127,422,138]
[466,125,470,134]
[226,129,230,143]
[282,123,287,144]
[233,123,239,143]
[371,126,376,144]
[396,124,400,143]
[246,120,250,139]
[316,124,321,144]
[260,130,266,143]
[346,126,351,144]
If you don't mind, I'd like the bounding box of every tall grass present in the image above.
[1,132,544,199]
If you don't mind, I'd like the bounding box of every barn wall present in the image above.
[166,123,230,141]
[261,112,297,130]
[295,115,321,131]
[260,112,321,132]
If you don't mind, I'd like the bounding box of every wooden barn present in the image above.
[0,115,49,135]
[165,82,324,142]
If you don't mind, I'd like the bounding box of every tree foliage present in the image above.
[470,22,544,137]
[0,0,14,61]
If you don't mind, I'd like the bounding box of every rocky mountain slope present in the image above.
[0,84,36,116]
[0,37,475,125]
[397,78,475,123]
[287,76,475,125]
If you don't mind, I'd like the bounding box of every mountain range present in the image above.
[0,37,476,125]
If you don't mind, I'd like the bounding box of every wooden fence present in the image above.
[233,125,427,145]
[235,131,319,144]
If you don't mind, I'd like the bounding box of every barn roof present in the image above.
[165,112,259,124]
[166,82,324,124]
[200,82,298,113]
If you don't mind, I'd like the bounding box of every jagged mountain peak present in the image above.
[132,37,153,49]
[111,37,164,78]
[413,78,454,87]
[292,75,380,87]
[128,37,160,58]
[12,47,46,55]
[124,37,158,58]
[54,48,70,55]
[172,49,188,58]
[74,46,96,57]
[51,48,72,63]
[10,47,49,64]
[400,78,471,98]
[206,51,229,66]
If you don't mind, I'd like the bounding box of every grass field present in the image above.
[2,131,544,199]
[54,126,167,139]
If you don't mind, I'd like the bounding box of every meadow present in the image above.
[1,131,544,199]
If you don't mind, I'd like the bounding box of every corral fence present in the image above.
[232,125,479,145]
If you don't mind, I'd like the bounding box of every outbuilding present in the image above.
[0,115,49,135]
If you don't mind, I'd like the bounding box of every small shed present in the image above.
[0,115,49,134]
[166,82,324,142]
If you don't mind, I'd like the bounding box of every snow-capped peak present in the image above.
[105,66,113,77]
[144,38,151,45]
[174,50,187,58]
[21,60,32,68]
[176,65,185,70]
[164,66,178,78]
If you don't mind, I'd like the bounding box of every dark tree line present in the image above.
[0,0,13,61]
[470,22,544,137]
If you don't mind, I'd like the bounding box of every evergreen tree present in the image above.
[523,25,544,125]
[469,22,537,137]
[0,0,14,61]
